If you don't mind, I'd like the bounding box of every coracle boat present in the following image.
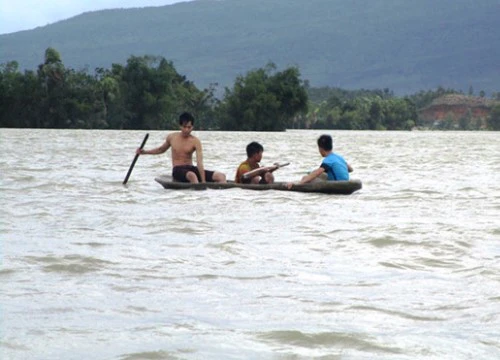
[154,175,362,195]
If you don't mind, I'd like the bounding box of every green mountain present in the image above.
[1,0,499,95]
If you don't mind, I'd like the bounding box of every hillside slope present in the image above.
[1,0,499,94]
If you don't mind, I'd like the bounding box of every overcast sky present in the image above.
[0,0,194,35]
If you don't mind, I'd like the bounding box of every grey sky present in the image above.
[0,0,193,35]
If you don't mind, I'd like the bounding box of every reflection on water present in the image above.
[1,129,499,359]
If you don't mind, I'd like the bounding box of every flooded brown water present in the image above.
[1,129,499,359]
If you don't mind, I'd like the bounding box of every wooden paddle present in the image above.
[123,133,149,185]
[242,162,290,180]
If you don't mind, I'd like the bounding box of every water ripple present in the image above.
[24,255,115,274]
[257,330,403,354]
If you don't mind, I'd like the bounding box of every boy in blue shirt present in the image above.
[290,134,353,186]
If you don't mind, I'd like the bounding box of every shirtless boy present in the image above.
[137,112,226,183]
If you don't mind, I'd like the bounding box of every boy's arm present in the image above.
[139,136,170,155]
[347,163,353,173]
[195,138,206,183]
[299,167,325,184]
[242,164,279,180]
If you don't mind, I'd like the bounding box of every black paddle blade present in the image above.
[123,133,149,185]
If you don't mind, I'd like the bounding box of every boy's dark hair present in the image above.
[246,141,264,157]
[179,112,195,125]
[317,135,333,151]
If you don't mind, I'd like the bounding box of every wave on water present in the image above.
[257,330,404,354]
[24,254,115,274]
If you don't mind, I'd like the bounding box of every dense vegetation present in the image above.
[1,0,499,95]
[0,49,309,131]
[488,105,500,131]
[0,50,212,129]
[2,48,500,131]
[217,64,308,131]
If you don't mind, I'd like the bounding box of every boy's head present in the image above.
[179,112,195,126]
[179,112,194,136]
[246,141,264,160]
[317,135,333,153]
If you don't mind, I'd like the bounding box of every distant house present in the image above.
[418,94,498,128]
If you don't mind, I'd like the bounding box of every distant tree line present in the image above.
[1,48,499,131]
[0,48,218,130]
[302,85,500,130]
[302,86,418,130]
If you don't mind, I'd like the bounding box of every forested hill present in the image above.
[1,0,499,95]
